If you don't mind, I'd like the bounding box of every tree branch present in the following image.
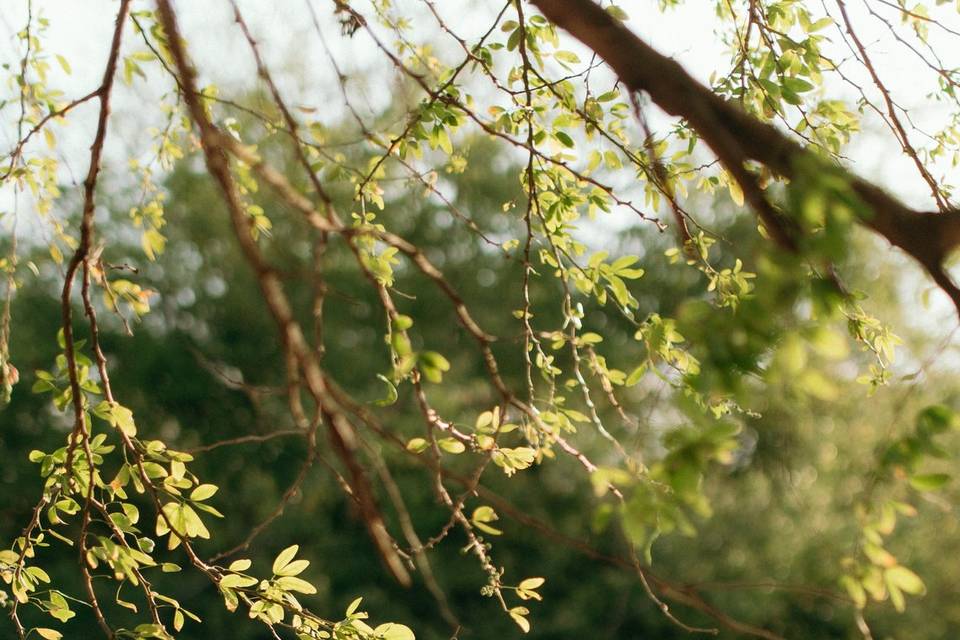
[529,0,960,315]
[155,0,411,588]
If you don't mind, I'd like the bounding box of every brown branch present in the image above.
[53,3,133,636]
[187,429,304,454]
[208,448,317,564]
[528,0,960,316]
[834,0,949,212]
[1,89,100,181]
[60,0,130,455]
[154,0,411,588]
[363,400,786,639]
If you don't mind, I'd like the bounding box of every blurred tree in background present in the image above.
[3,1,960,639]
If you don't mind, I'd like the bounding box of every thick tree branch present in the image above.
[530,0,960,315]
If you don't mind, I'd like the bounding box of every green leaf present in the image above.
[228,559,252,572]
[509,607,531,633]
[373,623,415,640]
[728,179,744,206]
[840,576,866,609]
[783,77,815,93]
[95,401,137,436]
[518,577,545,590]
[438,438,466,454]
[392,315,414,331]
[272,544,299,575]
[374,374,399,406]
[808,17,833,31]
[554,50,580,65]
[419,351,451,383]
[507,29,521,51]
[115,596,138,613]
[605,5,629,21]
[625,364,646,387]
[345,597,363,616]
[555,131,575,148]
[276,576,317,594]
[471,506,503,536]
[276,558,309,577]
[916,405,956,435]
[888,580,905,612]
[190,484,218,502]
[220,573,257,589]
[406,437,429,454]
[885,566,925,595]
[909,473,950,491]
[435,127,452,155]
[55,54,72,74]
[181,504,209,538]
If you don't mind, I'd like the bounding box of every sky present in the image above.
[2,0,960,359]
[2,0,956,202]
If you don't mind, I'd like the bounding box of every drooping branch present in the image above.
[53,2,132,637]
[154,0,412,588]
[529,0,960,315]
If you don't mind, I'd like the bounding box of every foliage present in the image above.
[2,1,960,639]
